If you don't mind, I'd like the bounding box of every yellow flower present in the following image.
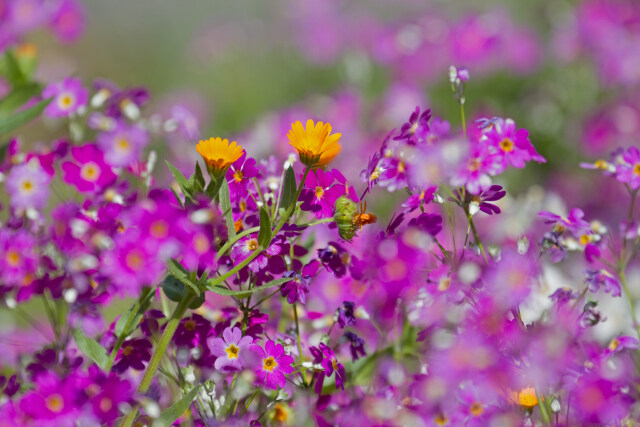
[196,137,244,177]
[286,119,341,168]
[511,387,539,409]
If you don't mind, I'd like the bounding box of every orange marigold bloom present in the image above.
[196,137,244,177]
[286,120,341,168]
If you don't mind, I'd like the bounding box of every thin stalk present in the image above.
[468,214,488,263]
[240,388,260,416]
[252,178,267,210]
[293,302,307,386]
[272,166,287,219]
[460,102,467,138]
[120,289,195,427]
[619,270,640,342]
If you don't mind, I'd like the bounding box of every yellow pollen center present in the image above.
[468,158,481,172]
[315,186,324,199]
[116,138,130,152]
[579,234,591,245]
[409,122,419,134]
[122,345,134,356]
[499,138,515,152]
[150,221,169,239]
[273,404,288,422]
[609,338,619,351]
[594,159,608,170]
[438,277,451,291]
[470,402,483,417]
[247,239,259,251]
[45,394,64,413]
[21,180,34,192]
[225,344,240,359]
[125,250,144,271]
[240,200,247,212]
[634,163,640,177]
[398,161,405,173]
[435,413,449,425]
[5,250,21,267]
[80,162,100,182]
[184,319,196,331]
[58,93,75,109]
[99,397,113,412]
[263,356,277,372]
[233,170,244,183]
[369,170,380,181]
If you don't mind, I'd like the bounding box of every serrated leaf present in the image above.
[167,259,200,297]
[166,160,193,201]
[152,385,202,427]
[207,277,293,298]
[114,287,154,337]
[0,97,52,137]
[280,166,297,211]
[257,206,272,249]
[72,328,109,371]
[218,178,236,239]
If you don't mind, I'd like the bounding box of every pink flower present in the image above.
[250,340,295,390]
[5,160,51,210]
[97,123,149,167]
[42,77,88,117]
[483,118,544,172]
[207,327,253,372]
[62,144,117,193]
[616,146,640,189]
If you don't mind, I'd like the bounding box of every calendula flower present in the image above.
[196,137,244,177]
[286,119,341,168]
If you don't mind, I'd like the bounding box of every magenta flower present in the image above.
[112,338,152,373]
[483,118,544,171]
[309,343,346,395]
[280,260,318,305]
[83,368,133,425]
[97,123,149,167]
[42,77,88,117]
[393,106,431,145]
[18,373,78,425]
[451,142,499,194]
[402,186,437,213]
[226,152,259,199]
[0,229,38,287]
[207,326,253,372]
[250,340,294,390]
[5,160,51,211]
[585,269,621,297]
[538,208,591,235]
[62,144,117,193]
[50,0,85,42]
[615,146,640,189]
[300,169,345,218]
[231,234,287,273]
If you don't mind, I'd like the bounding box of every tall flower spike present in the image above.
[196,137,244,178]
[287,119,341,168]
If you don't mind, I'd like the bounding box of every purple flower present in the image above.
[112,338,152,373]
[402,186,437,213]
[18,373,79,424]
[62,144,117,193]
[42,77,88,117]
[50,0,85,42]
[300,169,345,218]
[343,331,366,361]
[604,336,639,358]
[174,314,212,348]
[309,343,346,395]
[226,153,259,199]
[585,269,621,297]
[5,160,50,211]
[231,234,287,273]
[0,229,38,287]
[317,242,364,280]
[451,142,499,194]
[393,106,431,145]
[83,368,132,425]
[338,301,356,328]
[207,327,253,372]
[455,184,506,215]
[97,123,149,167]
[483,118,544,172]
[280,261,318,305]
[408,212,443,236]
[615,146,640,189]
[538,208,591,235]
[250,340,295,390]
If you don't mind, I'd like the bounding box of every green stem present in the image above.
[272,168,310,237]
[619,270,640,342]
[460,102,467,138]
[209,248,263,289]
[468,214,488,263]
[272,166,287,219]
[241,388,260,416]
[293,302,307,386]
[120,289,195,427]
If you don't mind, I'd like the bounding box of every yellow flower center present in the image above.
[21,179,34,193]
[45,394,64,413]
[263,356,278,372]
[634,163,640,177]
[184,319,196,331]
[434,413,449,425]
[233,169,244,183]
[579,234,591,245]
[468,158,481,172]
[58,92,75,110]
[369,170,380,181]
[499,138,514,152]
[247,238,259,251]
[116,138,130,153]
[150,220,169,239]
[609,338,619,351]
[99,397,113,413]
[594,159,609,170]
[225,344,240,359]
[273,404,289,422]
[125,249,144,271]
[470,402,483,417]
[315,186,324,199]
[438,277,451,291]
[5,250,21,267]
[80,162,101,182]
[122,345,134,356]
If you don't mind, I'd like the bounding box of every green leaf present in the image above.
[0,97,52,137]
[193,162,205,193]
[169,187,185,208]
[166,160,193,202]
[0,83,41,118]
[219,178,236,239]
[114,287,154,337]
[152,385,202,427]
[257,206,272,249]
[280,166,297,211]
[167,259,200,296]
[1,51,27,87]
[72,328,109,371]
[207,277,293,298]
[161,275,184,303]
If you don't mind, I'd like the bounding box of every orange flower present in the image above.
[196,137,244,177]
[286,120,341,168]
[511,387,539,409]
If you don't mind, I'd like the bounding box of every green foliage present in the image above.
[72,329,109,371]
